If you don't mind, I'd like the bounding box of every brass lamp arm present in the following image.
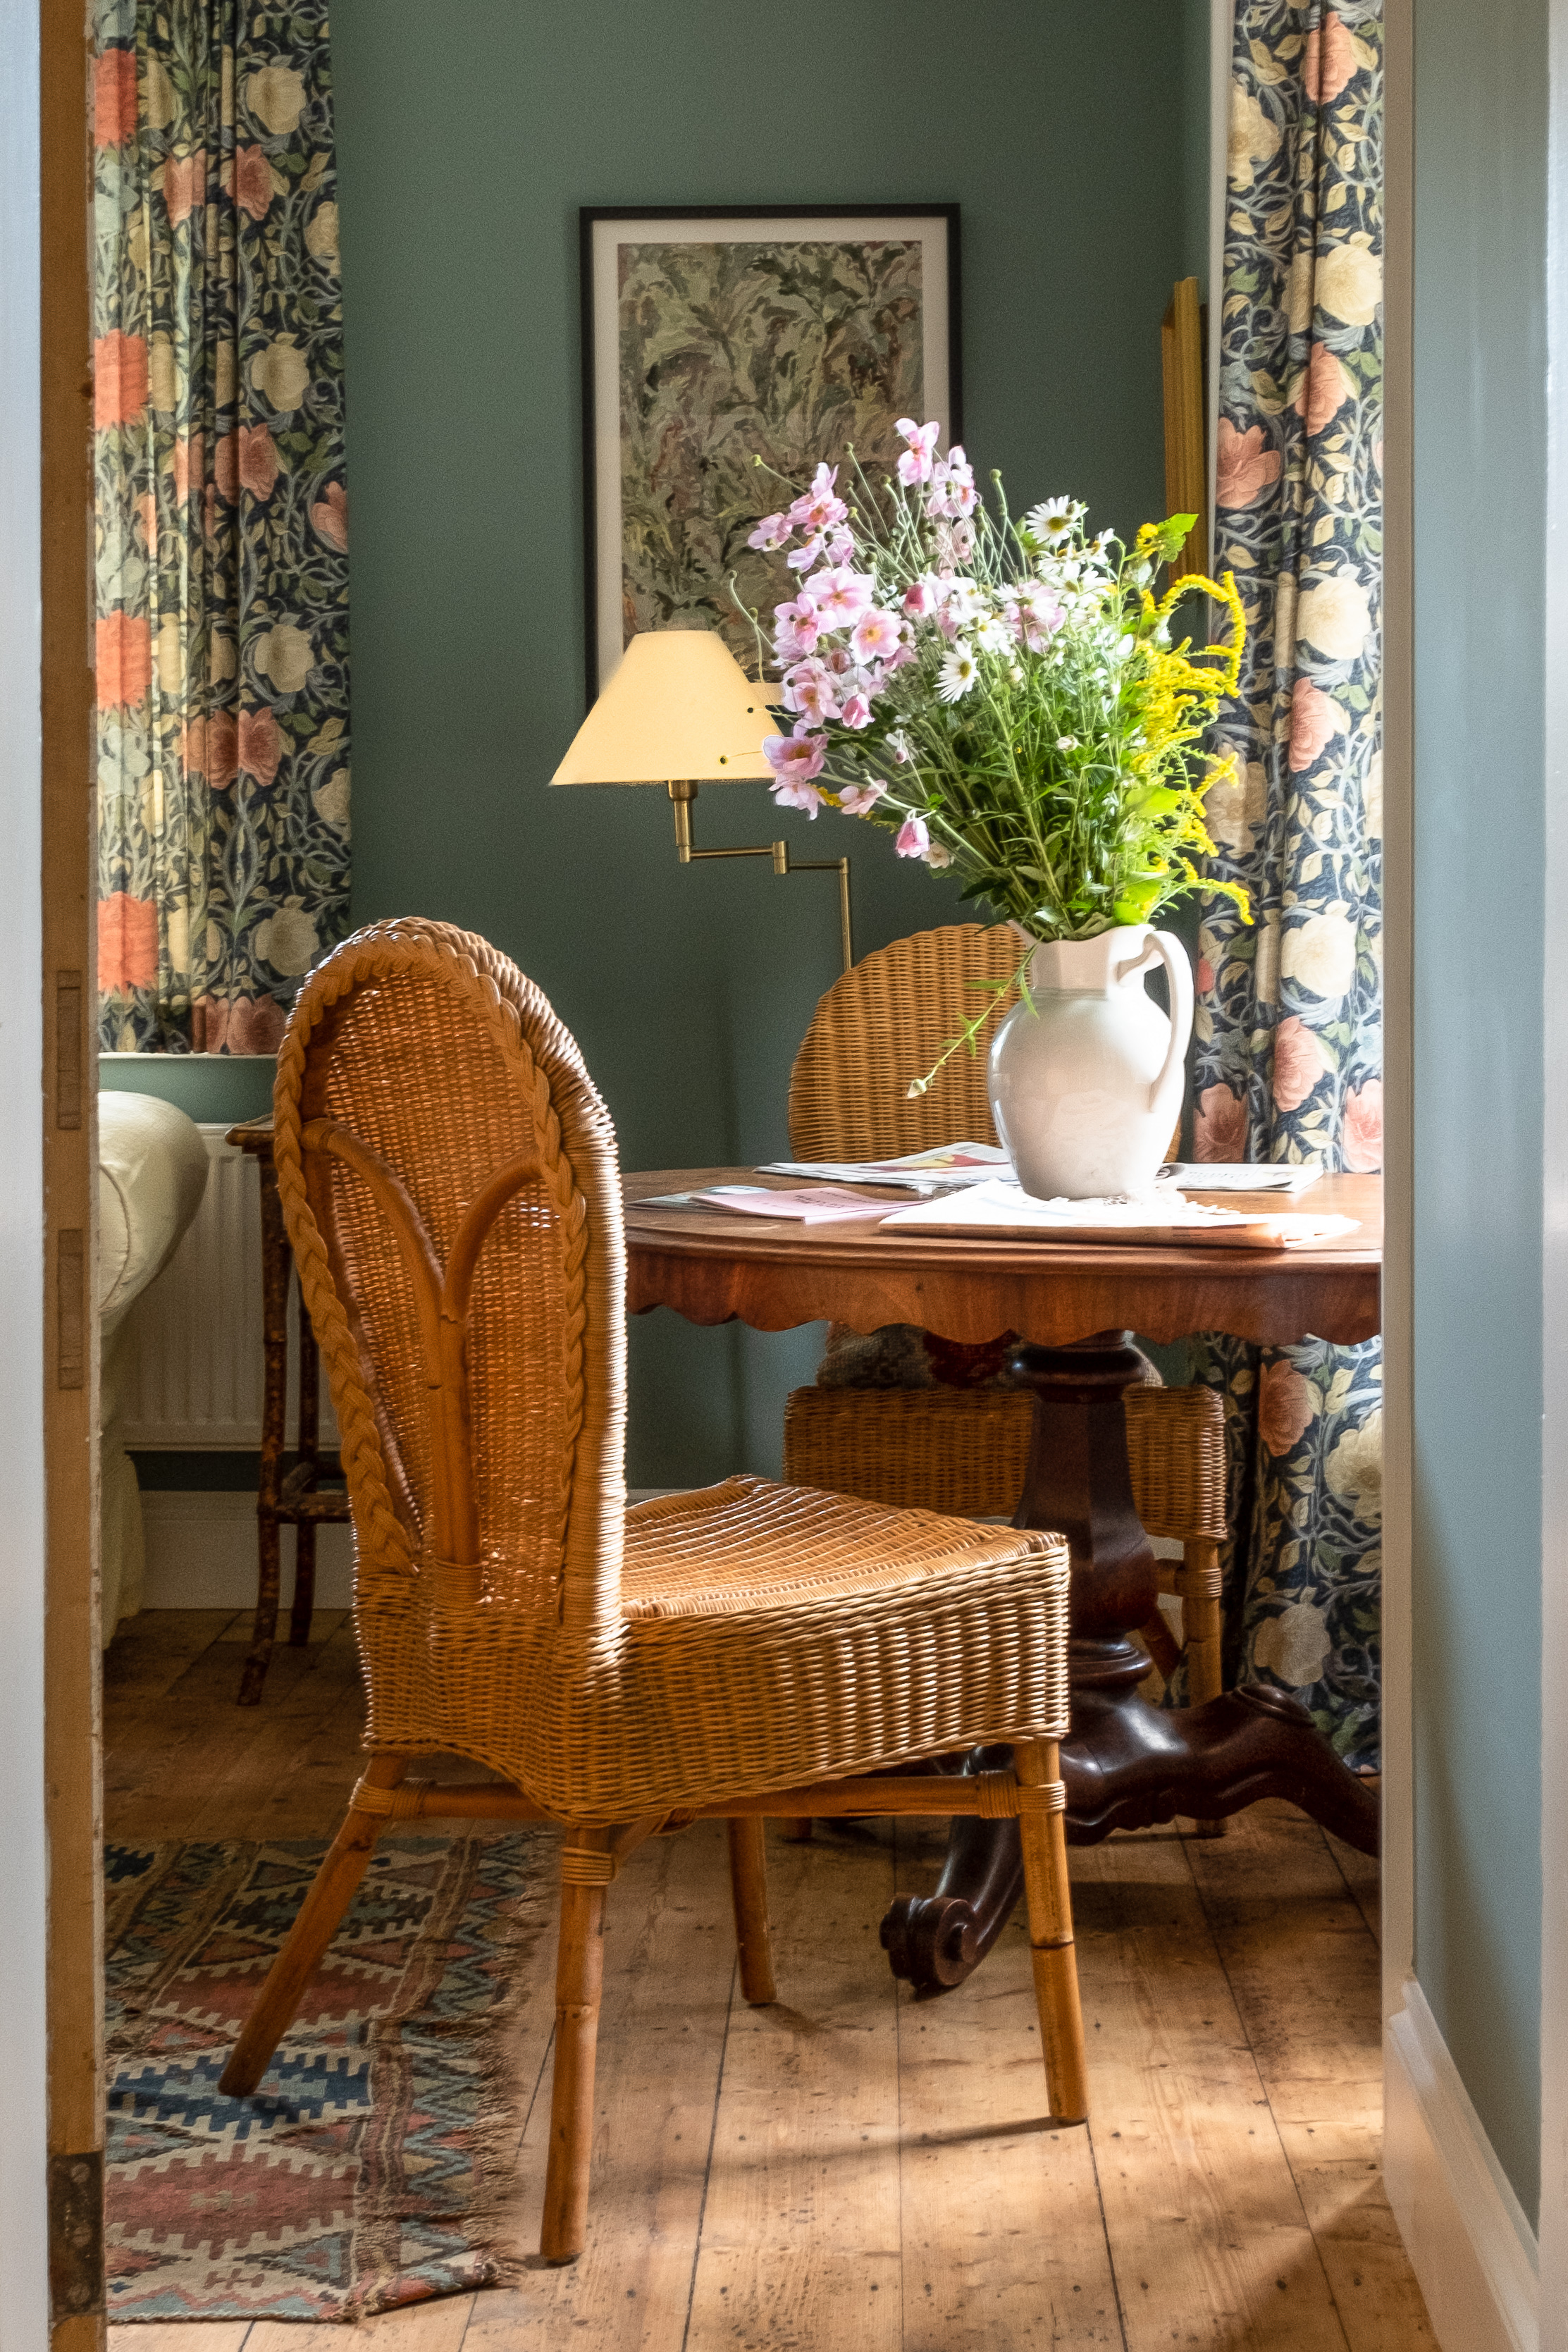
[667,781,852,973]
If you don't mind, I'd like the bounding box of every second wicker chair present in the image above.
[782,923,1230,1708]
[215,919,1092,2265]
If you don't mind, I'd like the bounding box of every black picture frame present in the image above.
[579,203,963,707]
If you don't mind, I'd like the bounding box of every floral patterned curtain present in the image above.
[1189,0,1383,1765]
[93,0,350,1054]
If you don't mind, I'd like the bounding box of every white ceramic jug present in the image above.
[987,924,1194,1200]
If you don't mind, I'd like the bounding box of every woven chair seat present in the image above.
[371,1480,1070,1825]
[605,1474,1072,1813]
[623,1473,1049,1618]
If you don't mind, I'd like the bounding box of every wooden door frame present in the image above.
[39,1,104,2344]
[0,2,56,2340]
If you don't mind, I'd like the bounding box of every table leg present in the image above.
[881,1331,1379,1995]
[239,1161,292,1706]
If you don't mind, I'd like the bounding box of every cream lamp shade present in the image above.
[550,629,775,785]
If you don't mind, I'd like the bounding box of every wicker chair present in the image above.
[782,922,1230,1709]
[216,918,1089,2265]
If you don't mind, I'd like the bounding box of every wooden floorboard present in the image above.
[1070,1829,1350,2352]
[101,1616,1432,2351]
[892,1819,1122,2351]
[466,1819,739,2351]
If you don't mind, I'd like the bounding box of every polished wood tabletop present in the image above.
[624,1168,1381,1348]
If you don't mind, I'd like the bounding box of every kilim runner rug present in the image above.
[104,1830,549,2322]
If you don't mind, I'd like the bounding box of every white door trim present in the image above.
[1537,0,1568,2334]
[1380,0,1415,2028]
[1385,1984,1540,2352]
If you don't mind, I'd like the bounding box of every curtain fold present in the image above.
[93,0,350,1054]
[1190,0,1384,1764]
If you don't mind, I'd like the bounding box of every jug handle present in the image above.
[1115,929,1194,1128]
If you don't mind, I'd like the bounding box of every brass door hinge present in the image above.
[48,2149,103,2319]
[56,969,82,1129]
[56,1229,85,1390]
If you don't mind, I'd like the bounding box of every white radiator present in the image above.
[116,1122,337,1451]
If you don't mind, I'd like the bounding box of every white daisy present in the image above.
[937,645,979,701]
[1023,495,1082,547]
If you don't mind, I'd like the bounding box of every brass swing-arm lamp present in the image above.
[550,630,853,973]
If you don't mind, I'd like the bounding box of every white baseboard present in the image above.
[1385,1980,1539,2352]
[139,1490,354,1611]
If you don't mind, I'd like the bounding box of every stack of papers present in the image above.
[643,1185,884,1225]
[880,1179,1359,1250]
[758,1143,1011,1195]
[1162,1162,1324,1193]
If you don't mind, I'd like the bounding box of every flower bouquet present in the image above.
[743,420,1250,1104]
[739,422,1253,1192]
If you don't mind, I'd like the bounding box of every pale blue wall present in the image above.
[1412,0,1546,2225]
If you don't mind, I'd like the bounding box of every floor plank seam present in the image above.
[678,1953,738,2352]
[1082,2106,1132,2351]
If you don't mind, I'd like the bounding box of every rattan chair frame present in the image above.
[782,922,1230,1708]
[216,919,1091,2265]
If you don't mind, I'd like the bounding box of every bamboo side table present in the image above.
[226,1118,350,1704]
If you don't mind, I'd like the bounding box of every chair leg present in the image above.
[727,1818,777,2005]
[218,1754,406,2095]
[539,1845,609,2266]
[1178,1539,1227,1838]
[1177,1540,1225,1708]
[1015,1737,1089,2125]
[780,1817,815,1843]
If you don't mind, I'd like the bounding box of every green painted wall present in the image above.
[323,0,1199,1485]
[99,1052,275,1125]
[101,0,1207,1487]
[1412,0,1546,2223]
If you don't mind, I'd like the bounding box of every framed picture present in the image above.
[581,204,961,702]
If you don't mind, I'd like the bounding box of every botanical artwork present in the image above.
[615,237,927,675]
[1187,0,1384,1765]
[93,0,350,1054]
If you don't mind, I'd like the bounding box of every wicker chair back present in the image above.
[787,921,1023,1159]
[272,918,628,1676]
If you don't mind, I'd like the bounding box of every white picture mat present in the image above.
[590,214,953,693]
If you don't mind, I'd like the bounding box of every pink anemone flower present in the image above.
[837,780,887,815]
[895,815,931,859]
[839,692,874,731]
[747,512,791,553]
[772,594,821,660]
[782,660,841,723]
[763,727,827,787]
[772,777,825,817]
[810,566,876,626]
[895,418,940,486]
[788,462,848,535]
[851,606,902,664]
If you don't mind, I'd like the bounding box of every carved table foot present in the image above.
[879,1331,1381,1997]
[881,1747,1023,1993]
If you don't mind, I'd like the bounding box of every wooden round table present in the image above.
[625,1166,1382,1995]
